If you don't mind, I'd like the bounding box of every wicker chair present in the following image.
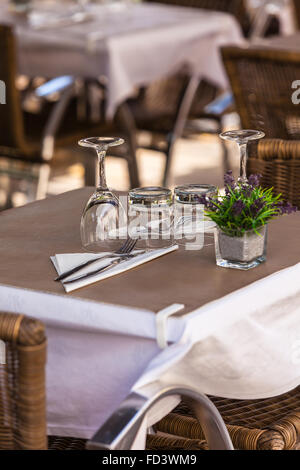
[247,138,300,209]
[0,311,88,450]
[2,311,300,451]
[0,24,139,207]
[148,392,300,450]
[127,74,202,185]
[222,46,300,140]
[293,0,300,29]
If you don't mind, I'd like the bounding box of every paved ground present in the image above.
[0,115,241,208]
[48,133,240,196]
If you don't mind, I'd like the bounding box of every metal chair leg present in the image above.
[116,103,140,189]
[163,137,175,187]
[83,151,97,187]
[36,164,50,200]
[221,139,230,175]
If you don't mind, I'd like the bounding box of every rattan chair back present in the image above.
[0,25,33,158]
[0,312,47,449]
[222,46,300,140]
[293,0,300,29]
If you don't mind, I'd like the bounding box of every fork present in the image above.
[63,250,143,285]
[55,237,137,282]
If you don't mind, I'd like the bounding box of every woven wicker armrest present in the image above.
[0,312,47,450]
[247,139,300,209]
[148,390,300,451]
[251,139,300,161]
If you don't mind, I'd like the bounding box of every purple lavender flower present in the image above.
[232,200,245,216]
[250,197,265,216]
[278,201,297,215]
[198,194,207,206]
[224,171,235,195]
[274,200,297,215]
[248,174,262,188]
[206,197,218,211]
[198,195,218,212]
[241,184,254,198]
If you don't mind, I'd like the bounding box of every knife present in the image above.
[63,252,144,285]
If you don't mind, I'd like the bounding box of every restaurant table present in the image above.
[251,31,300,51]
[0,1,243,117]
[0,188,300,438]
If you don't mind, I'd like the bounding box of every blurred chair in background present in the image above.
[127,74,202,186]
[130,0,286,185]
[0,24,139,209]
[134,1,250,186]
[293,0,300,29]
[222,46,300,140]
[222,46,300,204]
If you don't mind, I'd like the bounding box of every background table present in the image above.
[252,31,300,51]
[0,188,299,437]
[0,1,243,116]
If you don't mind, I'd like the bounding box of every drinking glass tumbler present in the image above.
[128,187,173,250]
[174,184,217,250]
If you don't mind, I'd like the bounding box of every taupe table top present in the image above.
[0,188,299,316]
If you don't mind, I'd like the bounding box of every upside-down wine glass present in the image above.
[220,130,265,183]
[79,137,126,252]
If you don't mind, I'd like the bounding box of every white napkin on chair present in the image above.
[51,245,178,293]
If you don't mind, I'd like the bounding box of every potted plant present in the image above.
[199,172,297,270]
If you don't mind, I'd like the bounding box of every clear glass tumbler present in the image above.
[128,187,173,250]
[174,184,217,250]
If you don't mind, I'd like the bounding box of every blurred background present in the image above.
[0,0,299,209]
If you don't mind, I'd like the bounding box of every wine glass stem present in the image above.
[239,143,248,182]
[96,148,108,191]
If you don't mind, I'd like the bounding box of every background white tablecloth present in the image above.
[1,2,243,117]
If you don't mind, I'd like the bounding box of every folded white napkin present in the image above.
[51,245,178,293]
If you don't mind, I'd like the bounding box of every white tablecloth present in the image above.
[1,260,300,439]
[134,261,300,400]
[0,1,243,117]
[0,282,186,437]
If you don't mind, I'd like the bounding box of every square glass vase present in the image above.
[215,225,268,270]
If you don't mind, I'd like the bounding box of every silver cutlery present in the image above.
[55,237,137,282]
[63,250,145,285]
